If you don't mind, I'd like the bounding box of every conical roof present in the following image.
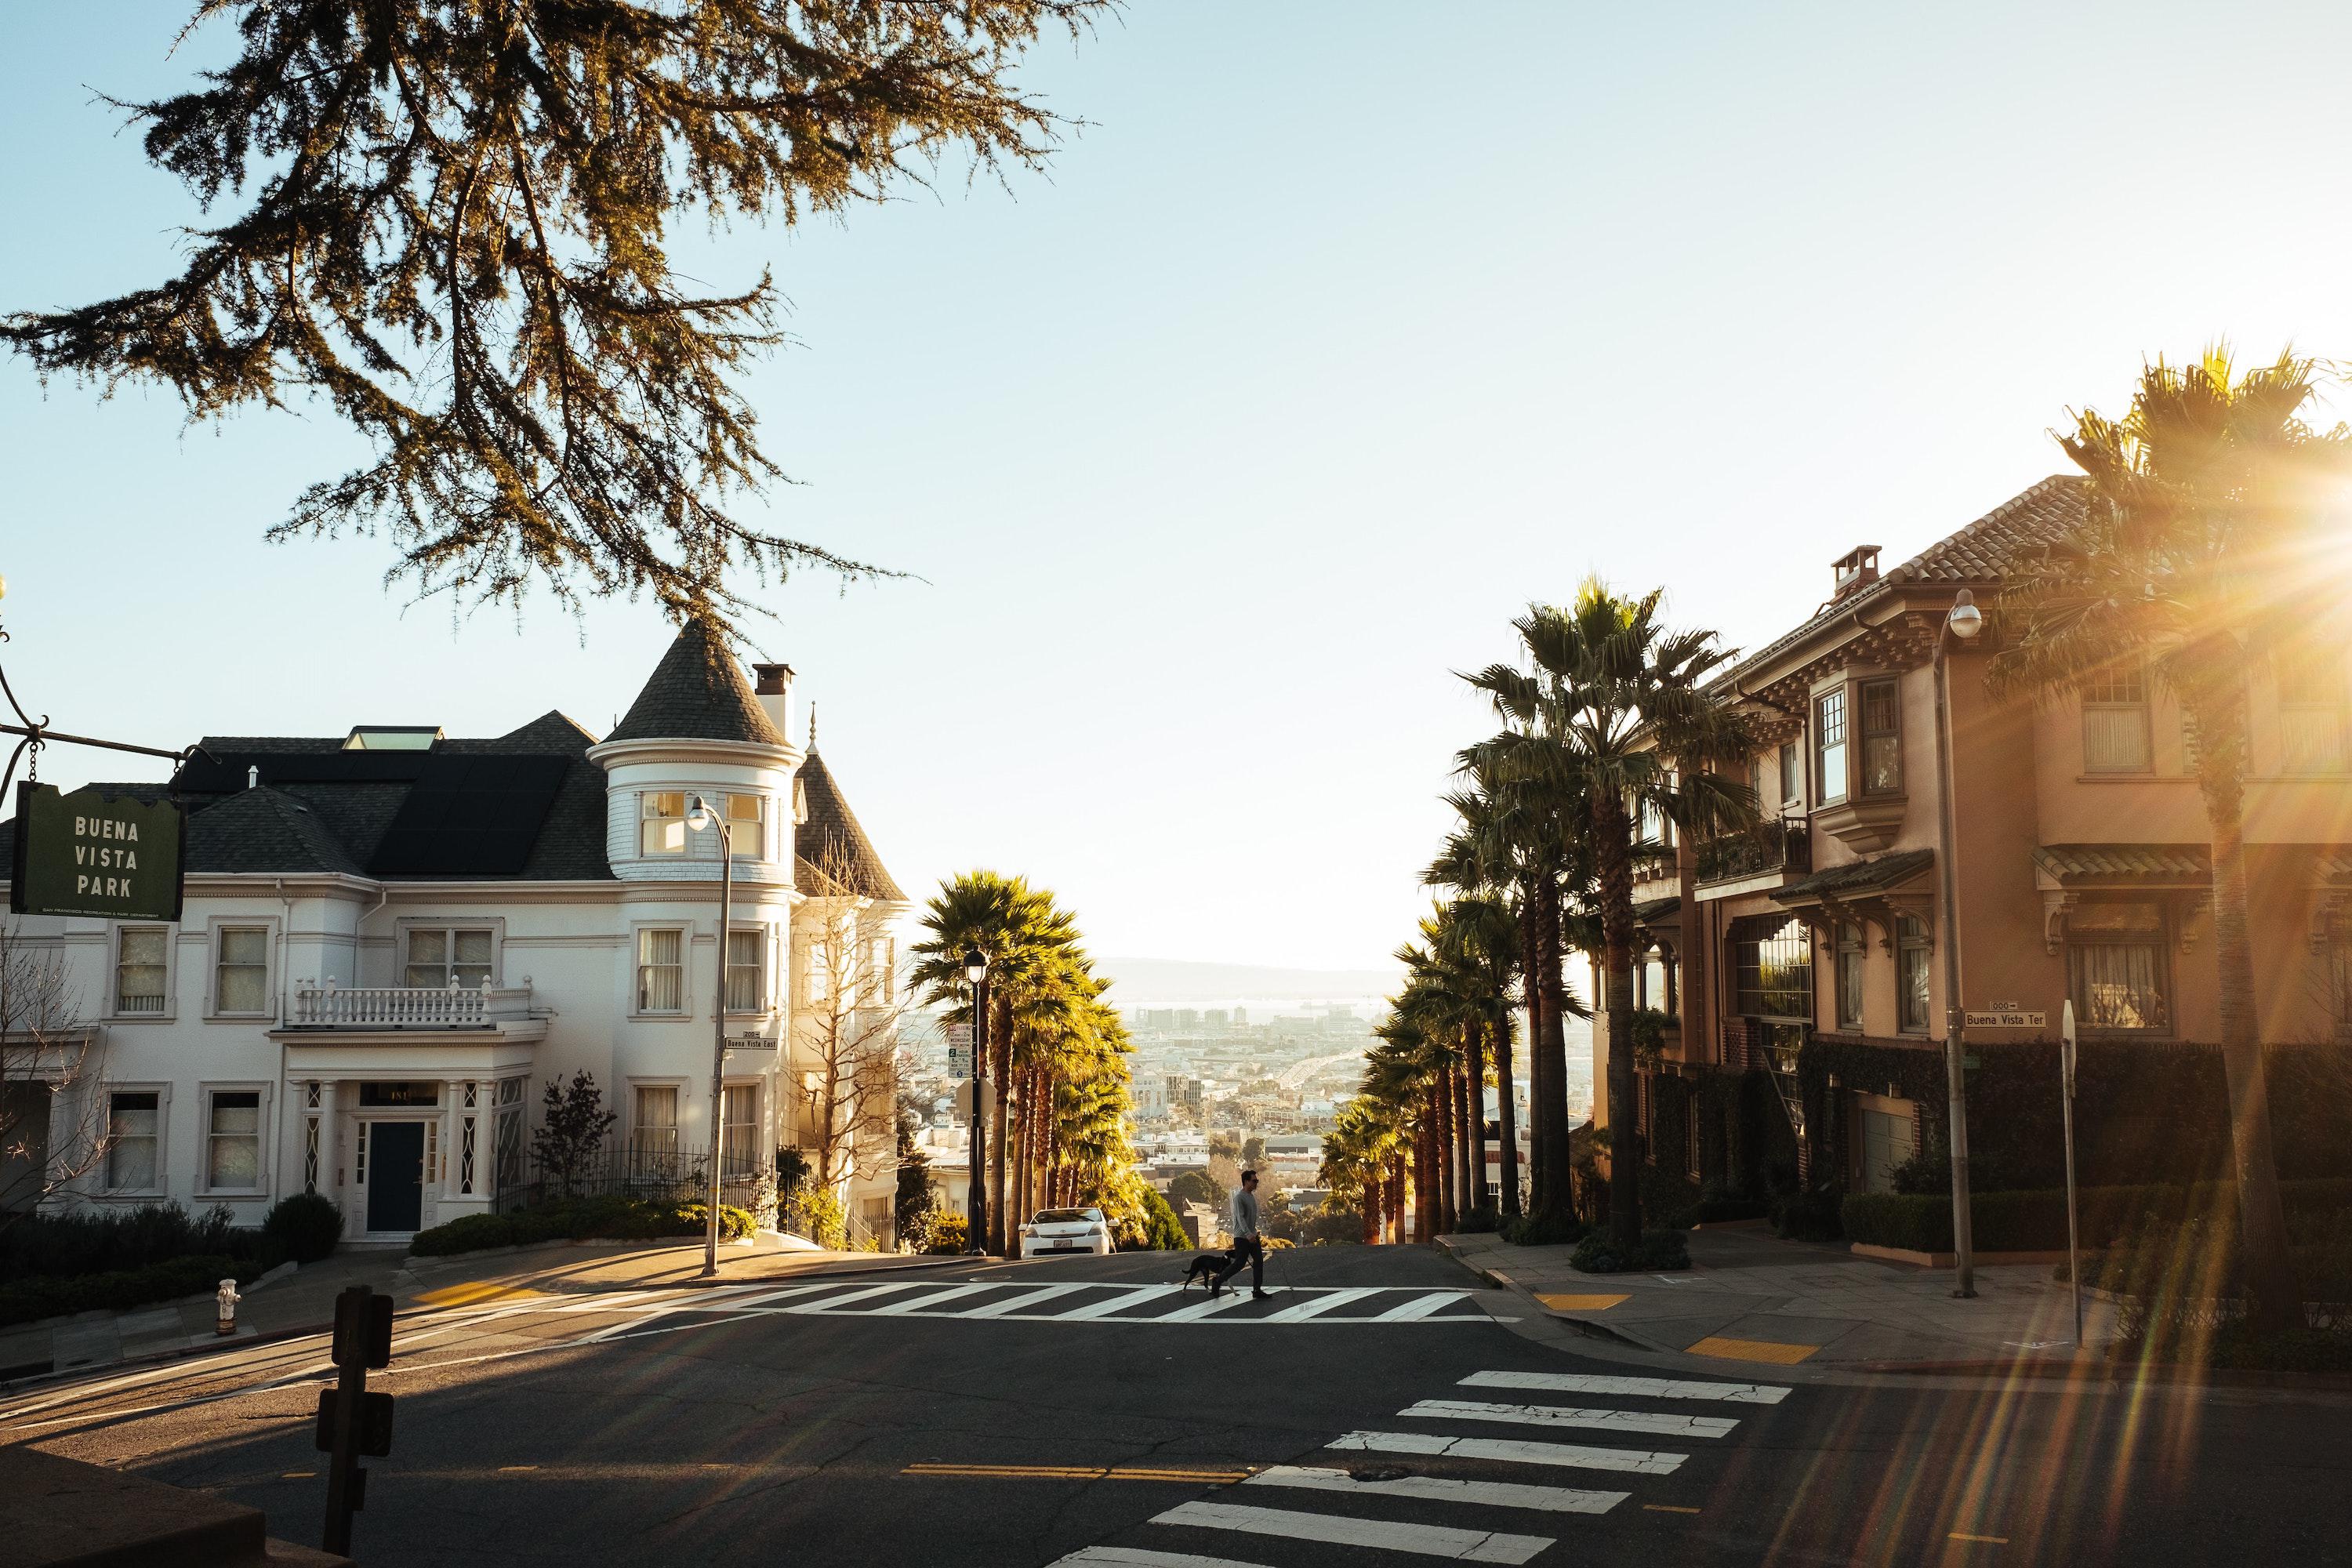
[793,750,906,902]
[605,619,785,746]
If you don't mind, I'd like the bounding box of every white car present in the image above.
[1018,1207,1112,1258]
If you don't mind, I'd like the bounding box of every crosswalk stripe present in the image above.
[1246,1464,1627,1515]
[958,1283,1091,1318]
[1460,1370,1791,1406]
[1156,1290,1261,1323]
[1329,1430,1686,1475]
[1054,1286,1185,1321]
[1368,1291,1468,1323]
[782,1280,934,1313]
[1048,1548,1277,1568]
[1403,1399,1738,1439]
[1261,1287,1380,1323]
[872,1284,996,1316]
[1153,1500,1552,1564]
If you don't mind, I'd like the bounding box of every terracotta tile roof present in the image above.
[604,619,785,747]
[793,750,906,902]
[2033,844,2211,885]
[1632,895,1682,924]
[1771,848,1936,904]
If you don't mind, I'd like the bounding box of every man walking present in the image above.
[1211,1170,1266,1299]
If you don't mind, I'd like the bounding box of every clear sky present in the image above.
[6,2,2352,971]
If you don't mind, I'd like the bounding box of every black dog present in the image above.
[1179,1252,1230,1290]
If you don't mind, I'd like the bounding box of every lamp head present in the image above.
[1947,589,1984,641]
[963,948,989,985]
[685,794,713,832]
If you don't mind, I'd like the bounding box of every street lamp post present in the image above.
[963,949,989,1256]
[687,795,733,1279]
[1931,588,1984,1299]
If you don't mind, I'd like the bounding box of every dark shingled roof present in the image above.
[604,619,784,747]
[793,750,906,902]
[2033,844,2210,886]
[1772,848,1936,905]
[185,786,365,875]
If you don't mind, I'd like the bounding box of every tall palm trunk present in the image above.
[1414,1120,1436,1243]
[1674,789,1706,1069]
[1494,1004,1521,1219]
[1519,891,1549,1214]
[2196,702,2301,1331]
[1435,1081,1458,1234]
[1530,872,1574,1226]
[1465,1024,1489,1214]
[1453,1062,1475,1218]
[1595,800,1642,1254]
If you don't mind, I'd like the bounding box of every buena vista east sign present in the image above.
[9,782,186,922]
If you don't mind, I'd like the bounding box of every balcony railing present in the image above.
[1696,821,1811,889]
[290,980,534,1029]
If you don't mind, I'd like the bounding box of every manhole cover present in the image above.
[1348,1467,1410,1483]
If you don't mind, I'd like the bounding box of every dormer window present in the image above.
[343,726,442,750]
[641,791,687,855]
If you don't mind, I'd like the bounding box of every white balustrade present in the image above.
[292,978,532,1029]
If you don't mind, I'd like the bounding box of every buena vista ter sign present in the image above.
[9,782,186,922]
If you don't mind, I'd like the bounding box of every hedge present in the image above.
[408,1196,756,1257]
[0,1254,272,1329]
[1842,1178,2352,1254]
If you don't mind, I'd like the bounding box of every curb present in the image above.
[1854,1356,2352,1392]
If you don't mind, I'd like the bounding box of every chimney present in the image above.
[1831,545,1882,601]
[752,662,795,743]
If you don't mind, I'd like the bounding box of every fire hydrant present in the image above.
[216,1278,241,1337]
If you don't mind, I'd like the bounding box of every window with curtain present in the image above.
[1732,914,1813,1022]
[1897,916,1932,1033]
[2067,902,2169,1030]
[636,927,684,1012]
[632,1085,679,1162]
[726,928,764,1012]
[641,790,687,855]
[2277,654,2348,774]
[405,926,492,989]
[1835,922,1865,1029]
[720,1084,758,1176]
[107,1091,160,1189]
[206,1091,262,1189]
[2083,667,2151,773]
[215,927,269,1014]
[724,793,764,857]
[1778,742,1803,813]
[115,928,167,1014]
[1815,689,1849,804]
[1860,678,1902,795]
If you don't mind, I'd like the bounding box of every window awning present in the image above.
[1769,848,1935,908]
[2032,844,2210,891]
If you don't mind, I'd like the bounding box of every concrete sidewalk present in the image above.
[0,1236,956,1388]
[1443,1221,2118,1371]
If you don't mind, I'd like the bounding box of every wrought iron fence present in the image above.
[492,1138,768,1216]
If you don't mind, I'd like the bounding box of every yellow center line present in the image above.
[1949,1532,2009,1545]
[497,1465,539,1472]
[281,1472,315,1479]
[1642,1504,1702,1515]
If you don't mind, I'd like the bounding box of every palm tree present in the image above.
[1427,804,1529,1218]
[1990,347,2352,1330]
[1472,583,1753,1252]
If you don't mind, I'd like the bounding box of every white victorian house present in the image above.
[0,621,909,1246]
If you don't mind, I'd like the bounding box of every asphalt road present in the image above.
[3,1246,2343,1566]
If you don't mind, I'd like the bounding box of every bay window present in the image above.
[1778,742,1804,813]
[1860,678,1902,795]
[641,791,687,855]
[1815,689,1849,804]
[724,793,765,858]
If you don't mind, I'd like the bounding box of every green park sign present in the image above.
[9,783,186,922]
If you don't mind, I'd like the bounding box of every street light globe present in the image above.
[963,948,988,984]
[1947,590,1984,641]
[685,794,713,831]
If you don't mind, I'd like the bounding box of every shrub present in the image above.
[1502,1212,1588,1247]
[408,1196,753,1257]
[796,1188,848,1250]
[1167,1169,1226,1214]
[1456,1204,1501,1235]
[0,1203,265,1284]
[1569,1229,1690,1274]
[1773,1189,1843,1243]
[0,1253,270,1328]
[919,1211,971,1254]
[410,1214,518,1257]
[261,1192,345,1265]
[1121,1186,1187,1253]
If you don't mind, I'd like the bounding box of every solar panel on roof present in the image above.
[366,754,568,877]
[175,751,434,793]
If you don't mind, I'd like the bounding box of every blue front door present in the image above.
[368,1121,426,1232]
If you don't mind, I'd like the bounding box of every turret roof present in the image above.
[793,750,906,902]
[604,619,786,747]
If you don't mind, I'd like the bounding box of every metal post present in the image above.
[2062,999,2082,1345]
[1932,624,1977,1298]
[703,817,732,1279]
[967,975,989,1254]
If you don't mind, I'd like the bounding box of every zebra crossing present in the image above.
[616,1277,1494,1328]
[1044,1367,1793,1565]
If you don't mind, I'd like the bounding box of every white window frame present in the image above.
[100,1083,171,1197]
[108,924,176,1021]
[641,789,688,857]
[632,924,690,1016]
[628,1080,688,1166]
[725,924,768,1016]
[720,1080,761,1178]
[207,917,278,1018]
[723,793,765,860]
[397,919,503,991]
[197,1082,273,1197]
[2082,667,2153,775]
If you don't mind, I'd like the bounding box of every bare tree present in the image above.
[791,845,906,1206]
[1,920,107,1229]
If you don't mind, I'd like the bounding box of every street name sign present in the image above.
[9,782,186,921]
[1965,1008,2046,1029]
